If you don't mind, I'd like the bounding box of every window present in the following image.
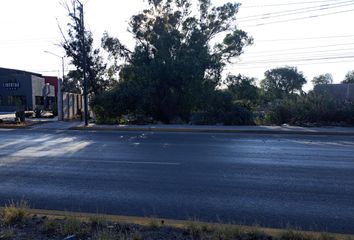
[0,96,26,106]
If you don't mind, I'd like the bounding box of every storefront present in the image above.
[0,67,56,112]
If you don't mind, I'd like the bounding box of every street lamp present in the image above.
[44,51,64,121]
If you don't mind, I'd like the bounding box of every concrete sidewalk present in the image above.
[70,123,354,136]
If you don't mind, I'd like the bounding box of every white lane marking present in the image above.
[0,156,180,166]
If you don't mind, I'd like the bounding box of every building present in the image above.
[314,83,354,102]
[0,67,56,112]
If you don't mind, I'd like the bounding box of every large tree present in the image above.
[225,74,259,102]
[60,1,111,95]
[261,66,307,100]
[312,73,333,86]
[99,0,253,122]
[342,70,354,84]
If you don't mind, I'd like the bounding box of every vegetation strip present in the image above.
[1,202,353,240]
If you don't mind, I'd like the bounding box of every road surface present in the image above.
[0,129,353,234]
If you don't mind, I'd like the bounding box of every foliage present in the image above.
[190,90,254,125]
[42,220,60,234]
[263,92,354,125]
[261,66,307,100]
[63,216,87,237]
[342,70,354,83]
[1,200,29,225]
[312,73,333,86]
[96,0,252,123]
[225,74,259,103]
[60,1,112,95]
[62,76,81,94]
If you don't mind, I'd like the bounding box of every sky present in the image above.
[1,0,354,91]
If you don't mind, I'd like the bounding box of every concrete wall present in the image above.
[31,75,45,110]
[63,92,82,120]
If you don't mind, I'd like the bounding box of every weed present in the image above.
[0,229,16,240]
[318,233,336,240]
[132,231,142,240]
[148,218,159,229]
[186,221,203,238]
[89,215,107,230]
[281,229,314,240]
[95,230,116,240]
[42,220,59,234]
[212,225,244,240]
[1,200,29,225]
[63,216,87,237]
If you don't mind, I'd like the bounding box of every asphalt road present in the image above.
[0,129,353,234]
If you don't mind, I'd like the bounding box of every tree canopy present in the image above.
[225,74,259,102]
[342,70,354,84]
[60,1,111,95]
[97,0,253,123]
[261,66,307,100]
[312,73,333,86]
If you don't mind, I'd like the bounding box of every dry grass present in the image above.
[89,215,108,230]
[42,219,60,234]
[62,216,87,237]
[0,229,16,240]
[1,200,29,225]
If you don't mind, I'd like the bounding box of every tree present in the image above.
[225,74,259,102]
[261,66,307,100]
[60,1,111,95]
[342,70,354,83]
[312,73,333,86]
[98,0,253,123]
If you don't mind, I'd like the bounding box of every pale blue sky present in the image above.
[1,0,353,91]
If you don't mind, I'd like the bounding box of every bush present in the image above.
[42,220,60,234]
[191,90,254,125]
[63,216,83,236]
[263,93,354,126]
[1,200,29,225]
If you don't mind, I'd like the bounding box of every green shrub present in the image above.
[63,216,86,236]
[42,220,59,234]
[0,229,16,240]
[263,93,354,126]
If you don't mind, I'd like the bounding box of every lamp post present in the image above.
[44,51,64,121]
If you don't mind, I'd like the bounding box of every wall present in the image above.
[63,92,82,120]
[0,71,33,112]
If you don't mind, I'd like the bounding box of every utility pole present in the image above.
[77,0,89,126]
[44,51,64,121]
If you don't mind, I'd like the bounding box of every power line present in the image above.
[255,34,354,42]
[243,42,354,54]
[239,2,354,23]
[244,48,354,58]
[242,8,354,27]
[228,55,354,66]
[239,0,354,21]
[225,59,354,70]
[240,0,339,8]
[242,54,354,64]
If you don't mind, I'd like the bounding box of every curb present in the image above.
[5,208,352,239]
[0,121,49,129]
[69,126,354,136]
